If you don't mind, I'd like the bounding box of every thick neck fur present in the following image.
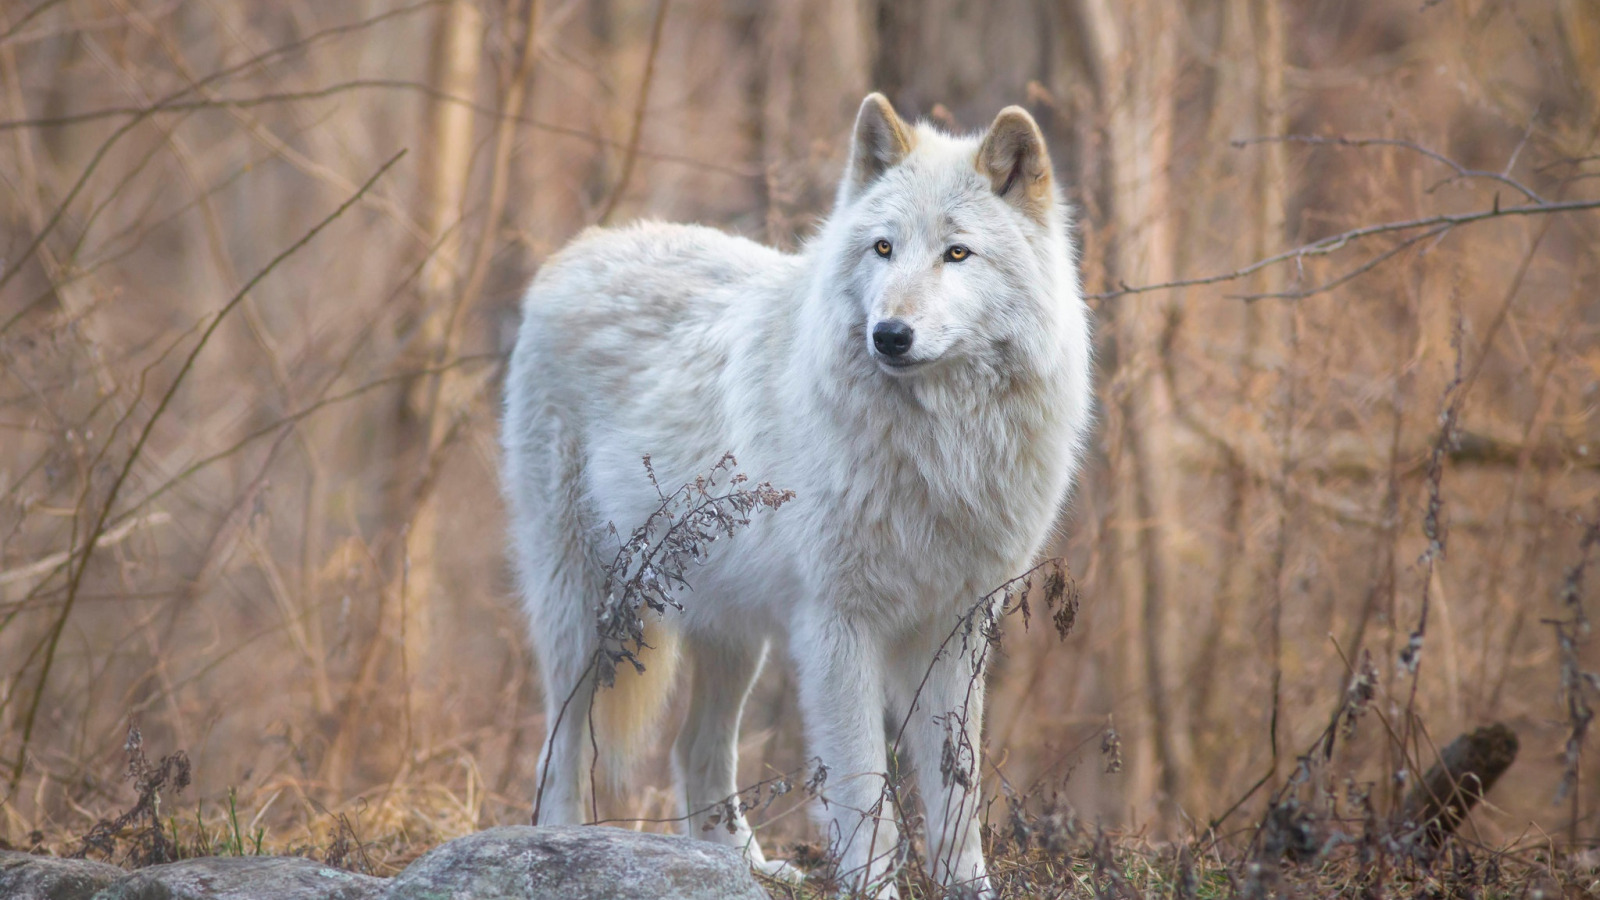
[769,175,1086,623]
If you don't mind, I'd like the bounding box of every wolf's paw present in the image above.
[751,857,805,885]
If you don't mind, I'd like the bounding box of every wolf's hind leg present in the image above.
[674,635,798,882]
[532,650,597,826]
[529,581,602,827]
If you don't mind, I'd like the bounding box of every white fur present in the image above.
[500,95,1093,897]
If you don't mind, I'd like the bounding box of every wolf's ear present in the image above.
[841,93,915,204]
[976,106,1054,224]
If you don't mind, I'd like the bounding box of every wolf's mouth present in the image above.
[874,354,927,374]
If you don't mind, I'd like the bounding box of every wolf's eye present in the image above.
[874,239,893,258]
[944,245,970,262]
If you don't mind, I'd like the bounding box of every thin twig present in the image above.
[1395,307,1465,779]
[0,513,170,588]
[1233,134,1546,203]
[450,0,539,343]
[0,0,72,45]
[4,150,405,794]
[3,217,482,600]
[0,1,441,298]
[1086,198,1600,301]
[596,0,670,225]
[1227,223,1450,301]
[0,79,754,179]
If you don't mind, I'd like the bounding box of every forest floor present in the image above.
[9,734,1595,900]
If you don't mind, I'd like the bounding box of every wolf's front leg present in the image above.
[792,611,900,898]
[894,629,992,896]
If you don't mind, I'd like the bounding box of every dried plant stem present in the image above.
[1551,507,1600,846]
[1395,307,1465,791]
[1188,0,1287,783]
[889,559,1072,755]
[1481,352,1559,713]
[1264,305,1296,769]
[1468,215,1559,710]
[1204,307,1297,842]
[531,651,598,826]
[4,150,404,795]
[532,455,791,824]
[1339,335,1408,714]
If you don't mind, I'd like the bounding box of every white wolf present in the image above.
[501,93,1093,896]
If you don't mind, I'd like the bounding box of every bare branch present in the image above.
[1088,198,1600,301]
[0,78,757,180]
[0,1,442,296]
[1233,134,1546,204]
[5,150,405,794]
[0,0,69,45]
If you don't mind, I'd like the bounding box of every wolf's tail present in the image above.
[592,615,681,789]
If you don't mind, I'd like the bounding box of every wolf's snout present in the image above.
[872,319,914,358]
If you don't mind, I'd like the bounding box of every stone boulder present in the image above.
[382,825,770,900]
[0,851,126,900]
[90,856,384,900]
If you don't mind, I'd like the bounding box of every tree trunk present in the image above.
[1079,0,1190,820]
[388,0,484,765]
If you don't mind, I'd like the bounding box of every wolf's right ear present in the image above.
[840,93,915,204]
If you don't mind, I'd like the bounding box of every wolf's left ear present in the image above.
[841,93,916,204]
[976,106,1054,225]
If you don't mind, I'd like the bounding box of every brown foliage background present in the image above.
[3,0,1599,864]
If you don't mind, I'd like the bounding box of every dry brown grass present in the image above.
[3,0,1600,896]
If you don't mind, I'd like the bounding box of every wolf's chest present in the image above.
[799,401,1067,614]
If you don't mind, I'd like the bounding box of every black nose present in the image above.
[872,319,914,358]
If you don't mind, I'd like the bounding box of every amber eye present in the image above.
[874,239,893,258]
[944,244,970,262]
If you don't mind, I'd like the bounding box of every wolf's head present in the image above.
[821,93,1073,381]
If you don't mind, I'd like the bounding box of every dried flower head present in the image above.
[1341,650,1379,738]
[1101,720,1124,775]
[595,453,793,688]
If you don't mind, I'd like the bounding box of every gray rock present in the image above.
[382,826,770,900]
[0,851,126,900]
[90,856,385,900]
